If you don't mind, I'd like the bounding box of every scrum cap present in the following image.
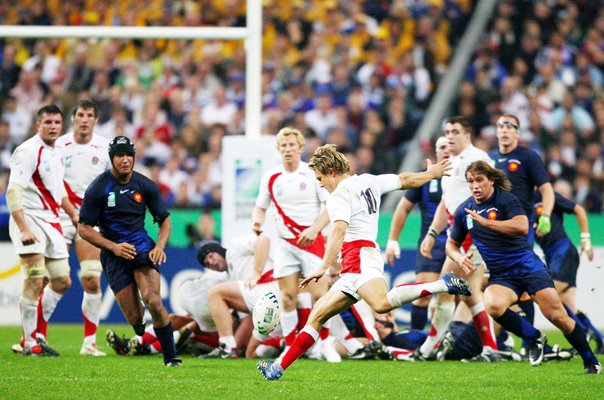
[108,136,135,160]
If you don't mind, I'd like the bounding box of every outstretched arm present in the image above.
[398,158,451,190]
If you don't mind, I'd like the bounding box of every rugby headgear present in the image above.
[108,136,135,160]
[197,242,227,267]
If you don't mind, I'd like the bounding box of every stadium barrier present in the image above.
[1,213,603,328]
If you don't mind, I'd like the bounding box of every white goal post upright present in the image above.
[0,0,263,138]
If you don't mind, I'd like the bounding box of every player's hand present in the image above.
[299,267,326,289]
[420,235,434,258]
[149,246,167,265]
[245,270,261,288]
[297,227,318,247]
[385,240,400,266]
[455,252,475,275]
[536,214,551,236]
[426,158,452,179]
[20,229,39,246]
[580,234,594,261]
[465,208,488,226]
[112,242,137,260]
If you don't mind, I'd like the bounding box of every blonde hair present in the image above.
[308,144,350,175]
[276,127,305,149]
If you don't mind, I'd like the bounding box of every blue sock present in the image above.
[496,329,509,349]
[564,323,599,366]
[410,305,428,330]
[495,309,540,343]
[562,304,587,331]
[155,322,176,363]
[576,311,604,341]
[132,322,146,336]
[518,300,535,348]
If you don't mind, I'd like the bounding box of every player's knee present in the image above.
[50,275,72,294]
[484,301,505,318]
[373,300,393,314]
[21,258,46,279]
[543,307,570,330]
[280,291,297,310]
[81,276,101,292]
[143,294,165,315]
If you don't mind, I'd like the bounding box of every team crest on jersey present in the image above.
[276,184,283,196]
[91,156,99,165]
[65,155,72,168]
[507,159,521,172]
[534,202,543,216]
[487,208,498,220]
[299,182,306,191]
[133,192,143,203]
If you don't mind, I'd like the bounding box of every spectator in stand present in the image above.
[201,86,238,128]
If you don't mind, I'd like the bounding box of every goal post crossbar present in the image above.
[0,0,263,137]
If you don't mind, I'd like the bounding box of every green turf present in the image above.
[0,325,600,399]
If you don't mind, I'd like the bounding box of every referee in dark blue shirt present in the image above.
[447,160,600,374]
[79,136,180,367]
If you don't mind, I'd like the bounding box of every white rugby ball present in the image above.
[252,291,281,335]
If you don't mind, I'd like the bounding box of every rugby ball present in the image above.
[252,291,281,335]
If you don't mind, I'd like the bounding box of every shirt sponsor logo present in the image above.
[120,189,129,194]
[92,156,99,165]
[466,214,474,229]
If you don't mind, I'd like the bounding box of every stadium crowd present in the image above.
[0,0,601,227]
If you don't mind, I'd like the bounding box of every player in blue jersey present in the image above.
[534,183,603,354]
[385,136,449,330]
[491,113,555,353]
[78,136,181,367]
[447,160,600,374]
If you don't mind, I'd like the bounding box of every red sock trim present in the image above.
[281,331,316,370]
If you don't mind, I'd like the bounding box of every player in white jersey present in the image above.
[7,105,78,356]
[196,234,279,358]
[252,127,332,352]
[257,144,471,380]
[55,100,111,356]
[416,115,499,361]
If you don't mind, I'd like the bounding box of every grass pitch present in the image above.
[0,325,600,400]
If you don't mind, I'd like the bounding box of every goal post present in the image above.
[0,0,263,137]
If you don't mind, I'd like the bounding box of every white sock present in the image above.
[82,292,102,345]
[219,335,237,352]
[387,280,447,309]
[418,300,455,357]
[41,286,63,323]
[20,297,38,349]
[328,314,363,354]
[281,310,299,340]
[350,301,380,341]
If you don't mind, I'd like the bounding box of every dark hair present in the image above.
[465,160,512,191]
[445,115,473,135]
[196,242,227,266]
[72,99,98,117]
[37,104,63,121]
